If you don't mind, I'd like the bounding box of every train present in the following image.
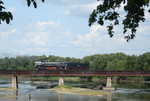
[34,61,90,70]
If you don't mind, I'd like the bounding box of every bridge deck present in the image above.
[0,70,150,76]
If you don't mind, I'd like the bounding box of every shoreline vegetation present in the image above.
[0,87,14,90]
[50,85,107,97]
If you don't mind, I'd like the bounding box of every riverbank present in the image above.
[1,78,150,101]
[0,94,10,99]
[0,87,13,100]
[50,85,107,97]
[0,88,17,100]
[0,93,17,100]
[0,87,14,90]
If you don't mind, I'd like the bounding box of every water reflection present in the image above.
[107,91,111,101]
[57,92,112,101]
[59,93,64,101]
[12,90,18,101]
[12,90,18,98]
[1,79,150,101]
[1,88,150,101]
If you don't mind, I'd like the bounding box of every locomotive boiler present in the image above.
[34,61,90,70]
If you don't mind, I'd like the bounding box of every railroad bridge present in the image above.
[1,70,150,90]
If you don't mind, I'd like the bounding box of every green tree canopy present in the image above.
[89,0,150,41]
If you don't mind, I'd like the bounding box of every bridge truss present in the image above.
[0,70,150,76]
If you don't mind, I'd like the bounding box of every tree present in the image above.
[39,55,48,60]
[1,0,150,41]
[0,0,44,24]
[137,52,150,70]
[0,0,13,24]
[124,55,137,70]
[0,57,10,70]
[89,0,150,41]
[116,60,126,70]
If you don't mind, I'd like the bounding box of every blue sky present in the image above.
[0,0,150,58]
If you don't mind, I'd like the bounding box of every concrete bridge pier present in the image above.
[59,77,64,86]
[12,76,18,89]
[103,77,115,90]
[106,77,112,87]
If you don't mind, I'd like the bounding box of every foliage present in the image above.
[0,52,150,80]
[0,55,81,70]
[1,0,149,41]
[53,85,73,89]
[0,0,13,24]
[89,0,150,41]
[82,52,150,71]
[26,0,45,8]
[0,0,44,24]
[0,52,150,71]
[0,87,13,90]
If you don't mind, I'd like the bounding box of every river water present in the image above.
[0,79,150,101]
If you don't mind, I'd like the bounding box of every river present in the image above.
[0,79,150,101]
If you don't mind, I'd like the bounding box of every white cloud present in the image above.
[0,20,149,58]
[23,21,63,46]
[74,25,108,47]
[145,12,150,20]
[0,20,78,56]
[48,0,95,5]
[137,26,149,36]
[28,21,61,32]
[63,2,99,18]
[25,32,48,46]
[0,0,149,59]
[10,29,17,33]
[26,47,50,53]
[64,10,70,15]
[0,32,6,38]
[7,7,16,13]
[32,33,47,46]
[0,29,18,38]
[21,21,77,53]
[21,38,28,45]
[73,24,150,56]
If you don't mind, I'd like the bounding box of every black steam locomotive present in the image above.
[34,61,90,70]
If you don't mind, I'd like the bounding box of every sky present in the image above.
[0,0,150,58]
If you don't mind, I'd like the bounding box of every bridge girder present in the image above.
[0,70,150,76]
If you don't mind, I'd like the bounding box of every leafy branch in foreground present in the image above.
[89,0,150,42]
[0,0,13,24]
[0,0,44,24]
[26,0,45,8]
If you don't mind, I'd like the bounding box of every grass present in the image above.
[0,82,9,84]
[73,90,107,96]
[32,77,81,82]
[49,77,80,82]
[53,85,73,89]
[52,85,107,97]
[0,87,13,90]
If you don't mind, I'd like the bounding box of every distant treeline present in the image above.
[0,52,150,71]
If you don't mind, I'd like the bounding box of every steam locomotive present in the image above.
[34,61,90,70]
